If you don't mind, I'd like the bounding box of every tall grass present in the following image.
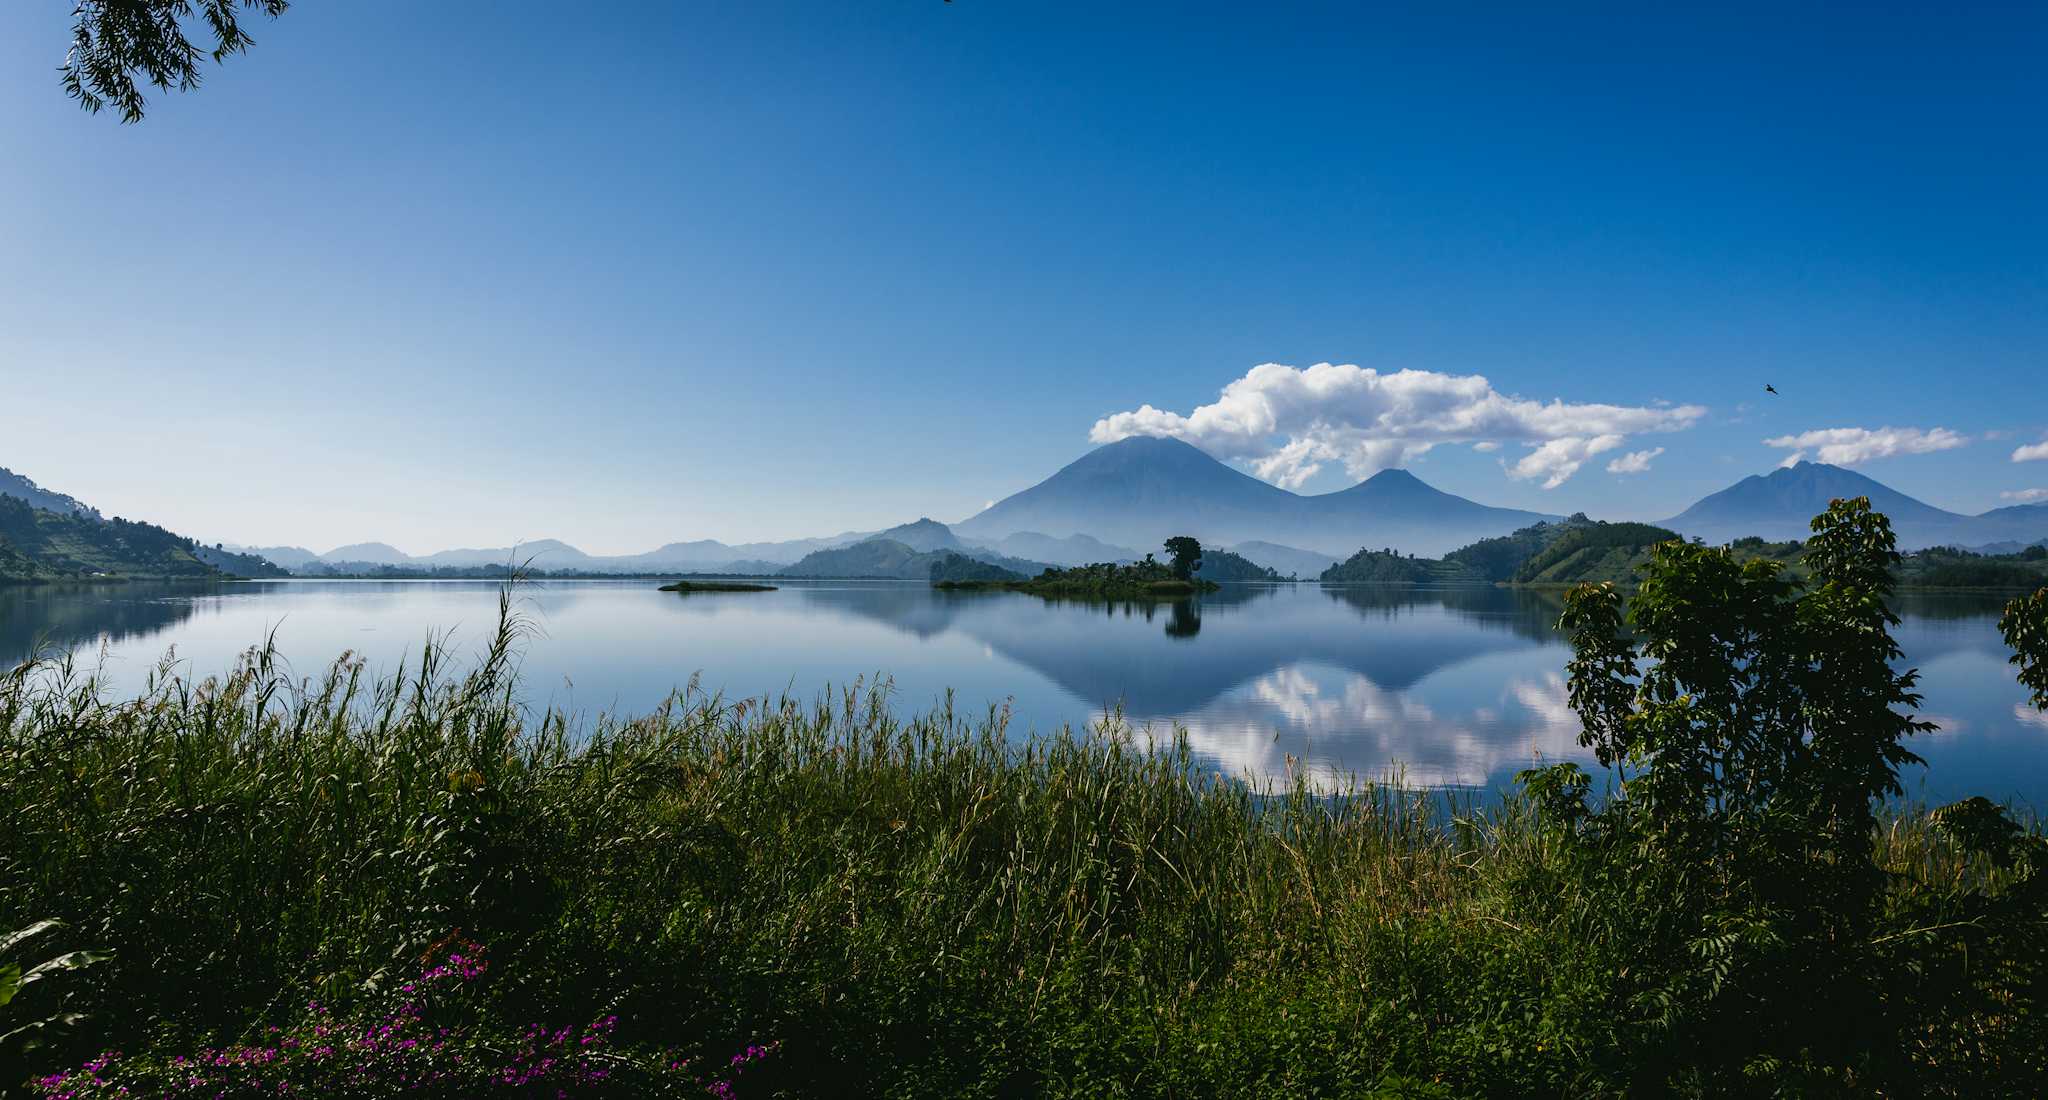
[0,590,2039,1096]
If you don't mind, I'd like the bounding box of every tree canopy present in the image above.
[61,0,289,123]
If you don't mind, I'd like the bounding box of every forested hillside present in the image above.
[0,495,283,582]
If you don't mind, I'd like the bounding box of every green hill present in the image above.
[936,557,1217,597]
[1320,546,1486,585]
[1196,548,1286,581]
[927,552,1024,584]
[1444,514,1598,582]
[1509,522,1683,585]
[0,494,284,582]
[1896,544,2048,589]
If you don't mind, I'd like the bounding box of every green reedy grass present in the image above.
[0,591,2040,1096]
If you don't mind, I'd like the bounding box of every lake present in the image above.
[3,579,2042,806]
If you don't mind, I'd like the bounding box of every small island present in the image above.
[658,580,777,593]
[935,537,1221,598]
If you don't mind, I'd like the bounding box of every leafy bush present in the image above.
[3,520,2045,1096]
[1,922,109,1092]
[1521,497,2048,1092]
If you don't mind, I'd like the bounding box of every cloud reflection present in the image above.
[1154,664,1596,790]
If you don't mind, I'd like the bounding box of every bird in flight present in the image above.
[1765,384,1778,395]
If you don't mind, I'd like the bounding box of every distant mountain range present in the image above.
[16,441,2048,584]
[0,467,282,582]
[1657,461,2048,550]
[955,436,1559,557]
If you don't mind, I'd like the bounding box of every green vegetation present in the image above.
[1469,522,2048,592]
[657,580,777,593]
[1896,544,2048,590]
[2,529,2046,1095]
[0,469,98,520]
[936,536,1223,596]
[1192,547,1286,582]
[1320,546,1486,585]
[1444,514,1598,582]
[0,495,282,583]
[1162,535,1203,581]
[925,551,1023,584]
[4,502,2046,1096]
[61,0,290,123]
[939,555,1220,597]
[1507,521,1684,585]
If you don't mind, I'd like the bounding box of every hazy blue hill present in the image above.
[1299,469,1558,558]
[1969,503,2048,548]
[1310,464,1548,524]
[229,544,322,570]
[615,534,862,571]
[782,537,1047,580]
[0,466,101,519]
[956,436,1554,556]
[1976,502,2048,526]
[192,544,291,578]
[416,539,596,569]
[968,531,1141,567]
[322,542,414,565]
[866,518,961,553]
[1225,541,1338,579]
[1659,462,1979,548]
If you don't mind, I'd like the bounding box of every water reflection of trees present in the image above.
[0,582,211,667]
[1318,584,1562,643]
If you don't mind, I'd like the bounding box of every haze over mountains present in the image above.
[11,438,2048,583]
[955,436,1561,558]
[1656,461,2048,550]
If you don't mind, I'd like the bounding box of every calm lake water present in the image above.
[3,579,2043,806]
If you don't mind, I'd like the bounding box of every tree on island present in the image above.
[59,0,290,123]
[1162,536,1202,581]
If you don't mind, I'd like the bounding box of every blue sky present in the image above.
[2,2,2043,553]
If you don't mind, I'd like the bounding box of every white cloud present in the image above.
[2014,440,2048,463]
[1606,447,1665,475]
[1508,435,1627,489]
[2001,488,2048,504]
[1089,363,1705,490]
[1471,441,1501,453]
[1762,426,1968,467]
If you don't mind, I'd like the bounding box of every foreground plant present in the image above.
[0,922,109,1094]
[1,516,2044,1097]
[28,939,777,1099]
[1526,497,2048,1092]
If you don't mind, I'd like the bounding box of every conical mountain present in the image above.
[956,436,1555,556]
[864,518,962,553]
[1658,462,1974,548]
[1303,468,1556,555]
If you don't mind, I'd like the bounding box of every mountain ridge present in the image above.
[955,436,1558,556]
[1658,461,2047,549]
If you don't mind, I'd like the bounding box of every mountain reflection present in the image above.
[5,580,2034,803]
[1166,665,1593,789]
